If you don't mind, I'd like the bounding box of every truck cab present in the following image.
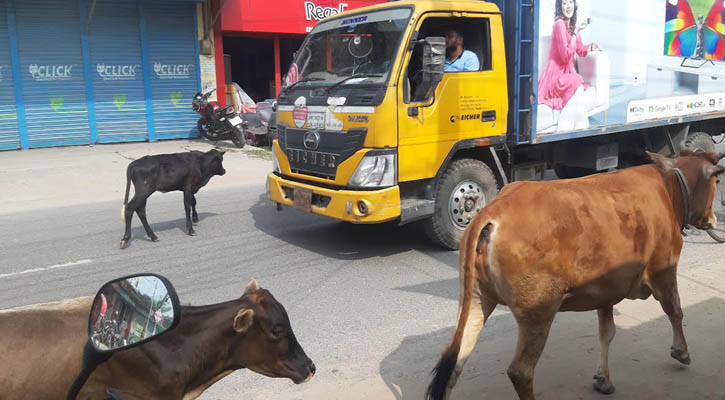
[267,1,508,249]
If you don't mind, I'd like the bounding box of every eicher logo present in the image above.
[153,63,193,79]
[29,64,73,81]
[304,1,347,21]
[96,64,138,81]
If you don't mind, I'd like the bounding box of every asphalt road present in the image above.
[1,176,724,399]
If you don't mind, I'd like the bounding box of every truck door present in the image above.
[397,13,507,183]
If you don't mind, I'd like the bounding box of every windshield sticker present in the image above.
[325,109,343,131]
[342,16,367,25]
[287,63,299,86]
[293,96,308,128]
[327,97,346,107]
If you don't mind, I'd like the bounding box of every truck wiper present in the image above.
[281,78,326,95]
[323,74,383,94]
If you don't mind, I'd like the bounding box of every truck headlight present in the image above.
[272,148,281,174]
[348,151,396,188]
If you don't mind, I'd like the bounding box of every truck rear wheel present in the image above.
[425,158,499,250]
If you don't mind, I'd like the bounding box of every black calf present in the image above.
[120,149,226,249]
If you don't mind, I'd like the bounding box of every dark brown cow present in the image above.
[0,279,315,400]
[427,150,725,400]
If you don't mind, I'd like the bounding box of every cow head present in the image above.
[203,149,226,176]
[231,279,315,384]
[648,150,725,230]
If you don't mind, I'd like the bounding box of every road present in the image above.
[1,174,724,399]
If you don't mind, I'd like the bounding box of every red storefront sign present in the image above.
[220,0,385,34]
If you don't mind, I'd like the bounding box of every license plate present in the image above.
[292,187,313,212]
[228,116,243,126]
[307,112,325,129]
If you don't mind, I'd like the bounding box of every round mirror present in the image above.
[88,274,180,352]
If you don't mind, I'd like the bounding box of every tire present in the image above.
[198,119,221,141]
[425,158,499,250]
[684,131,715,153]
[231,126,246,148]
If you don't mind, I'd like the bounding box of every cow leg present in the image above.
[507,306,557,400]
[191,194,199,224]
[121,193,146,249]
[184,188,196,236]
[593,306,616,394]
[650,269,690,365]
[136,200,158,242]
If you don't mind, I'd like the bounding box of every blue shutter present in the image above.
[0,1,20,150]
[144,1,200,140]
[87,0,147,143]
[15,0,90,148]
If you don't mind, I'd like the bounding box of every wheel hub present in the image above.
[448,180,486,229]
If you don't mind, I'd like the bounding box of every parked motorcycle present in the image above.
[192,88,246,148]
[242,100,277,147]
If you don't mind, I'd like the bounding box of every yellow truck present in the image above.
[267,0,725,249]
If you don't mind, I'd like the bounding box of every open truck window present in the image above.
[406,16,493,103]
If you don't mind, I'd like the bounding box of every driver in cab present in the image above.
[444,27,479,72]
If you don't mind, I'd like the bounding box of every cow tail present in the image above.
[121,166,132,222]
[426,221,494,400]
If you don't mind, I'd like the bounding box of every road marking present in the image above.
[0,259,93,279]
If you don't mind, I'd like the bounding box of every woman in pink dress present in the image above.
[538,0,600,131]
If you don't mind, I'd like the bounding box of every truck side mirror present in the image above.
[422,36,446,85]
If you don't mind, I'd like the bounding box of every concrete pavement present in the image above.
[0,139,273,216]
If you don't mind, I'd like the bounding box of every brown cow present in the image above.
[427,150,725,400]
[0,279,315,400]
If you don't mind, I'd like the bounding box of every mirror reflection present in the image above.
[89,276,175,351]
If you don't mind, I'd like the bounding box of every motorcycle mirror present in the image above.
[66,273,180,400]
[89,274,180,352]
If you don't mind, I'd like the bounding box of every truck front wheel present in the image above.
[425,158,499,250]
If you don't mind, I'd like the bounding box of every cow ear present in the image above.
[233,309,255,333]
[646,151,676,171]
[244,278,260,295]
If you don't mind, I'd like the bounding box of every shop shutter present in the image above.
[87,0,148,143]
[0,1,20,150]
[15,0,90,148]
[144,1,200,140]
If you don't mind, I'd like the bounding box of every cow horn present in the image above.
[716,151,725,161]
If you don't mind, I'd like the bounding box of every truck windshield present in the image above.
[285,8,412,90]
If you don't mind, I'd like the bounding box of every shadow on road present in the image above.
[379,297,725,400]
[250,193,458,266]
[125,212,217,248]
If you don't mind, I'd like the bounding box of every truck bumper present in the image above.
[267,173,401,223]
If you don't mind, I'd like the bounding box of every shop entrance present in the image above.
[223,36,304,103]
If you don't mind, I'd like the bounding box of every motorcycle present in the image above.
[242,100,277,147]
[192,88,246,148]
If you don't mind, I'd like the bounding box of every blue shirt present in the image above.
[444,50,480,72]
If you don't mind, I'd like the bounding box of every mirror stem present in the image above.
[66,340,112,400]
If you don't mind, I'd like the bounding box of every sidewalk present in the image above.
[0,139,273,215]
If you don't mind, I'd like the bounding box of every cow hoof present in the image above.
[593,380,615,395]
[150,236,159,242]
[188,230,196,236]
[120,240,129,249]
[670,347,691,365]
[192,216,199,223]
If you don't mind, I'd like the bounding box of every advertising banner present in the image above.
[536,0,725,136]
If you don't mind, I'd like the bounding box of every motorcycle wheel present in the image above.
[198,119,222,141]
[231,126,246,148]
